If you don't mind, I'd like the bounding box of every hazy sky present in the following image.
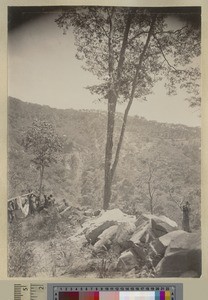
[8,9,201,127]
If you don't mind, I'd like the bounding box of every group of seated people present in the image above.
[31,193,55,212]
[8,191,56,222]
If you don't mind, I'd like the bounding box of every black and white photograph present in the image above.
[8,5,201,278]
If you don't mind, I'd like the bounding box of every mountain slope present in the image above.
[8,97,201,229]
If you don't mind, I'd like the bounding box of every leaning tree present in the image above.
[22,119,63,197]
[56,7,200,210]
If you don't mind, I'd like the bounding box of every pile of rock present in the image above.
[68,208,201,278]
[58,202,101,227]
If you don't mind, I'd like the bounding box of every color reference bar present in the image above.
[58,291,171,300]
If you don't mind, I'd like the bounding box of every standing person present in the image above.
[35,194,40,209]
[48,194,55,206]
[44,194,49,208]
[8,201,15,223]
[182,201,191,232]
[28,191,35,214]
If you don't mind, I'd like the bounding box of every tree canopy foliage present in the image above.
[56,7,200,104]
[22,119,63,196]
[56,7,200,209]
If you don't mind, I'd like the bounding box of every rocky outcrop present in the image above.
[63,208,200,278]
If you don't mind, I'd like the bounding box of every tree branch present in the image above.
[152,188,157,198]
[152,33,179,72]
[155,25,188,35]
[148,181,153,200]
[128,30,149,43]
[116,9,134,85]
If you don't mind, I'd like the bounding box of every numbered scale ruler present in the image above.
[13,283,183,300]
[48,284,183,300]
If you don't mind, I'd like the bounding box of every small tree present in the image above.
[139,160,159,214]
[22,120,63,197]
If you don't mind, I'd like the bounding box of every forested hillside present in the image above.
[8,97,200,229]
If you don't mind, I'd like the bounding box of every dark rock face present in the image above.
[155,232,201,277]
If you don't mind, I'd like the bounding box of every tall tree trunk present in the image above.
[111,16,157,181]
[39,165,44,198]
[103,14,157,210]
[103,94,117,210]
[103,9,133,210]
[103,8,116,210]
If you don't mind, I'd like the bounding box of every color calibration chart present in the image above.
[47,284,183,300]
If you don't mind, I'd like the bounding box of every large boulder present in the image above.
[130,222,155,244]
[135,213,149,227]
[159,230,185,247]
[94,225,118,251]
[180,271,199,278]
[115,222,136,245]
[155,232,201,277]
[59,206,72,216]
[84,209,94,217]
[76,209,136,245]
[86,220,117,245]
[130,215,178,245]
[150,230,186,256]
[117,250,137,272]
[94,209,101,217]
[60,205,83,218]
[143,214,178,238]
[128,241,146,262]
[149,230,185,267]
